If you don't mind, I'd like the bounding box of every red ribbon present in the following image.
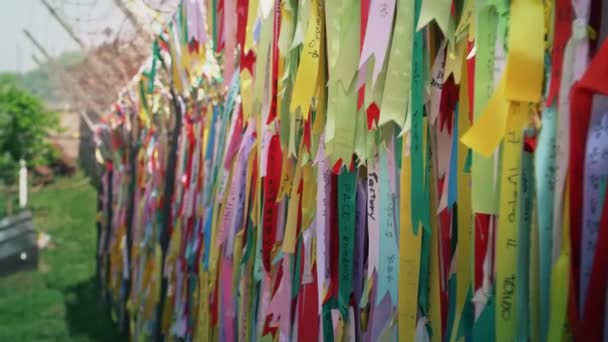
[581,191,608,340]
[439,75,459,134]
[545,0,573,106]
[568,37,608,339]
[266,0,282,124]
[466,41,475,121]
[216,0,225,53]
[262,134,283,273]
[240,49,257,74]
[298,264,320,341]
[262,262,283,337]
[366,103,380,130]
[236,0,249,49]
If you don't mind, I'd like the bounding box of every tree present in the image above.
[0,75,60,184]
[14,50,85,106]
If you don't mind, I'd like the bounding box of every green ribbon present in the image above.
[138,80,150,115]
[338,168,357,317]
[292,236,303,298]
[241,219,256,265]
[176,2,186,44]
[410,0,425,234]
[464,149,472,173]
[473,293,496,342]
[395,134,403,169]
[445,275,457,342]
[471,5,498,214]
[456,287,475,340]
[322,299,337,341]
[142,40,161,93]
[517,149,534,341]
[418,125,433,314]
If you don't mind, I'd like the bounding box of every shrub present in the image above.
[0,76,60,184]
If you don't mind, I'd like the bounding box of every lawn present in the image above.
[0,174,123,341]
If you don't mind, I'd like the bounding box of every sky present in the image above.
[0,0,132,73]
[0,0,180,74]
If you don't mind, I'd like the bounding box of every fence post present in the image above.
[19,159,27,208]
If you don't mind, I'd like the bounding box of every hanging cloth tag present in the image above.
[415,0,450,35]
[545,0,573,106]
[337,167,357,317]
[290,0,324,118]
[547,174,571,342]
[410,0,426,231]
[450,59,473,342]
[367,155,381,280]
[568,39,608,334]
[315,137,332,309]
[553,2,591,261]
[262,134,283,273]
[358,0,396,85]
[398,132,423,341]
[471,6,498,215]
[378,0,415,127]
[376,145,399,305]
[494,102,531,341]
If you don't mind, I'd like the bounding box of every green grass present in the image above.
[0,174,123,341]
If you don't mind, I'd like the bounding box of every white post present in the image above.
[19,159,27,208]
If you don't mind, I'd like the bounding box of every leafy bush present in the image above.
[0,76,60,184]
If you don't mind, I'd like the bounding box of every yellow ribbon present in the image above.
[461,0,544,155]
[495,102,531,341]
[282,142,304,253]
[290,0,324,118]
[428,129,443,342]
[245,0,260,53]
[464,0,544,338]
[547,175,571,342]
[398,127,423,341]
